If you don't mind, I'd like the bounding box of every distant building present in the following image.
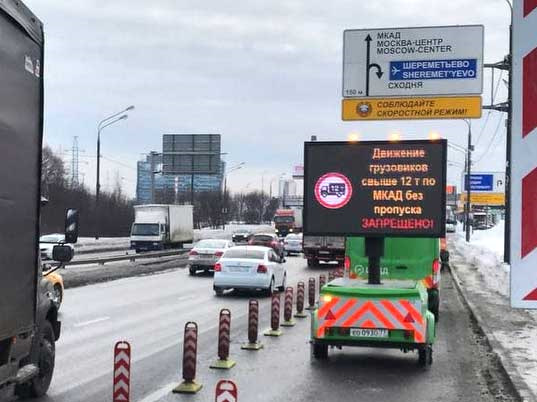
[136,152,225,204]
[278,179,297,199]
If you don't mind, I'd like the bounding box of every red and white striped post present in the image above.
[173,322,202,393]
[511,0,537,308]
[113,341,130,402]
[281,287,296,327]
[215,380,238,402]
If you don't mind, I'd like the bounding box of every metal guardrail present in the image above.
[66,249,187,266]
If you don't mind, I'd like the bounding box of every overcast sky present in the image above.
[26,0,511,196]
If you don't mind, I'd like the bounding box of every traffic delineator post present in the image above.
[173,322,203,394]
[241,299,263,350]
[294,282,307,318]
[306,277,316,310]
[319,275,326,295]
[281,287,296,327]
[215,380,238,402]
[113,341,130,402]
[263,292,282,336]
[210,309,236,369]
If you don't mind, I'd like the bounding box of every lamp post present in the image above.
[462,119,473,243]
[222,163,245,230]
[95,105,134,239]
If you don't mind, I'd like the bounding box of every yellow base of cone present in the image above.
[305,306,315,310]
[241,342,264,350]
[263,328,283,336]
[281,320,296,327]
[209,358,236,369]
[294,312,308,318]
[173,380,203,394]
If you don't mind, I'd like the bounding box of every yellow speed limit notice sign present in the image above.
[342,96,481,121]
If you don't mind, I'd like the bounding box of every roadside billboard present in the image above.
[303,140,447,237]
[162,134,221,175]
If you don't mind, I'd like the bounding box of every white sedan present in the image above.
[188,239,234,275]
[213,246,287,296]
[39,233,74,260]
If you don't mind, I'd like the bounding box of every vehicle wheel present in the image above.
[15,321,55,398]
[53,284,63,309]
[428,289,440,323]
[266,277,275,296]
[278,274,287,292]
[214,288,224,297]
[189,267,196,276]
[311,341,328,359]
[307,259,314,267]
[418,344,433,367]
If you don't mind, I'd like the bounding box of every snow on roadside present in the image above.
[452,221,510,297]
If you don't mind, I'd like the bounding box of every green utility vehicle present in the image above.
[311,237,440,366]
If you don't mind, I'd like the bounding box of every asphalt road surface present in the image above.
[29,256,518,402]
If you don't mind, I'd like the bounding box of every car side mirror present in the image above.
[64,208,79,244]
[52,245,73,263]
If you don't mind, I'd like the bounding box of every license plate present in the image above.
[350,328,389,338]
[319,251,330,255]
[229,267,249,273]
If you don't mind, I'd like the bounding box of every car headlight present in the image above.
[275,229,279,233]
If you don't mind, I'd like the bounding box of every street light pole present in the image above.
[222,163,245,230]
[95,105,134,239]
[464,120,473,243]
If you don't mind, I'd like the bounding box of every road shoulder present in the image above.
[449,245,537,402]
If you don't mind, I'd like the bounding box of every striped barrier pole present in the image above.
[215,380,238,402]
[210,309,235,369]
[113,341,130,402]
[294,282,307,318]
[263,292,282,336]
[173,322,202,394]
[281,287,296,327]
[319,274,326,294]
[306,277,316,310]
[241,299,263,350]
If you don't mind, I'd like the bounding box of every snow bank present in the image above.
[452,221,510,297]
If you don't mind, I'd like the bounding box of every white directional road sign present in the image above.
[343,25,484,98]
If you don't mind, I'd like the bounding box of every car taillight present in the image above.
[271,241,278,248]
[215,251,224,257]
[189,250,198,256]
[344,256,351,270]
[257,265,268,273]
[432,258,440,287]
[214,263,222,272]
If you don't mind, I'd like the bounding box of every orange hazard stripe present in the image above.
[379,300,413,330]
[340,301,373,328]
[368,303,396,330]
[422,276,434,289]
[361,319,376,328]
[317,297,339,319]
[399,300,424,325]
[316,299,357,338]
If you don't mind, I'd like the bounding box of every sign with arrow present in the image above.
[343,26,484,98]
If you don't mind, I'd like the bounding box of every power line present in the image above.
[476,70,504,146]
[475,114,505,163]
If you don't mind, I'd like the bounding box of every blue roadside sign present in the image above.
[464,174,494,191]
[390,59,477,81]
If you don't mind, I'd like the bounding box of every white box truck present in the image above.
[130,205,193,252]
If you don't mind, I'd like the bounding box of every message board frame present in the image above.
[303,140,447,238]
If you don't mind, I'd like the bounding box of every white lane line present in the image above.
[73,316,110,328]
[137,382,176,402]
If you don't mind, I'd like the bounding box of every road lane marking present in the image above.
[73,316,110,328]
[138,382,176,402]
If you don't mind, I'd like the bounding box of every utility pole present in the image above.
[70,136,79,187]
[465,122,472,243]
[150,152,156,204]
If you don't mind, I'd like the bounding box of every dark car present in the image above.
[248,233,284,258]
[232,230,252,243]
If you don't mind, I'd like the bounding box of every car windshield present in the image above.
[274,216,294,223]
[196,240,227,249]
[131,223,159,236]
[252,235,274,242]
[286,234,300,240]
[40,234,64,243]
[223,249,265,260]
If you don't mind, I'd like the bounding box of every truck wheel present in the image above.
[15,321,55,398]
[418,344,433,367]
[428,289,440,323]
[189,267,196,276]
[311,341,328,359]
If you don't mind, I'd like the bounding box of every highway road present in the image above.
[30,256,518,402]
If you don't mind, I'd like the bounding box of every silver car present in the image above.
[284,233,303,256]
[39,233,74,260]
[188,239,233,275]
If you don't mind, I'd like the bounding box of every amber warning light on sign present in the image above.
[303,140,447,238]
